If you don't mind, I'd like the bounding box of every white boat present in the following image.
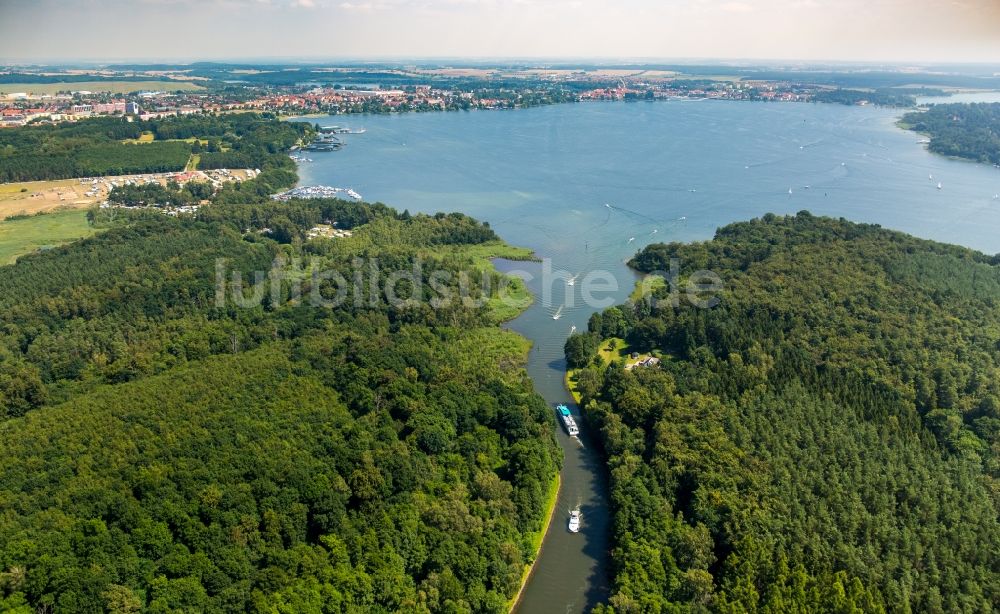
[568,509,581,533]
[788,188,793,195]
[937,182,943,190]
[570,325,576,334]
[557,404,579,437]
[552,305,563,320]
[628,237,635,243]
[566,274,579,286]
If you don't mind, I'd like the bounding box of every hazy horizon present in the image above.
[2,0,999,65]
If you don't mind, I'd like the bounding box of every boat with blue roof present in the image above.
[556,404,579,437]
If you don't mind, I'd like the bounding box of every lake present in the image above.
[292,100,1000,612]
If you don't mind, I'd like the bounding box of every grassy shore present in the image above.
[0,209,96,265]
[629,274,666,303]
[415,240,537,323]
[507,473,561,613]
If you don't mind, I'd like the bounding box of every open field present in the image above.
[596,337,631,365]
[0,169,254,219]
[121,132,156,144]
[0,209,95,265]
[0,178,103,217]
[0,81,204,95]
[122,134,211,146]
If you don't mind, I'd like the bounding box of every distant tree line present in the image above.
[0,113,311,182]
[813,88,917,107]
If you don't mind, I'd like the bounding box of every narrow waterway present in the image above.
[493,258,639,613]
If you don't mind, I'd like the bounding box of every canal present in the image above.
[494,257,638,614]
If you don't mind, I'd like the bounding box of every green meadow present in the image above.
[0,209,95,265]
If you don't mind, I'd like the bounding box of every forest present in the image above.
[0,198,559,612]
[900,103,1000,165]
[812,88,917,107]
[566,212,1000,612]
[0,113,310,182]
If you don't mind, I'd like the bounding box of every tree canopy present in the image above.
[901,102,1000,165]
[0,113,310,182]
[0,198,558,613]
[572,212,1000,613]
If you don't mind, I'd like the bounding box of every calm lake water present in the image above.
[292,100,1000,612]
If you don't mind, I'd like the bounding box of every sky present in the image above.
[1,0,998,64]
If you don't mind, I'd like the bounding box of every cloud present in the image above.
[339,0,384,9]
[721,1,753,12]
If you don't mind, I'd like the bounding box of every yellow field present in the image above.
[0,81,203,95]
[0,179,102,218]
[0,169,253,219]
[121,132,156,144]
[122,135,210,146]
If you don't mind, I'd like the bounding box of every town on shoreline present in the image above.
[2,61,988,128]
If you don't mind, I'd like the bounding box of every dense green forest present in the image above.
[901,103,1000,165]
[566,213,1000,612]
[0,113,310,182]
[812,88,917,107]
[0,198,559,612]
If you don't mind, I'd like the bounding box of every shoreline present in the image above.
[508,472,561,613]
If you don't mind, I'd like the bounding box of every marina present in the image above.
[272,185,363,201]
[303,132,345,152]
[321,125,367,135]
